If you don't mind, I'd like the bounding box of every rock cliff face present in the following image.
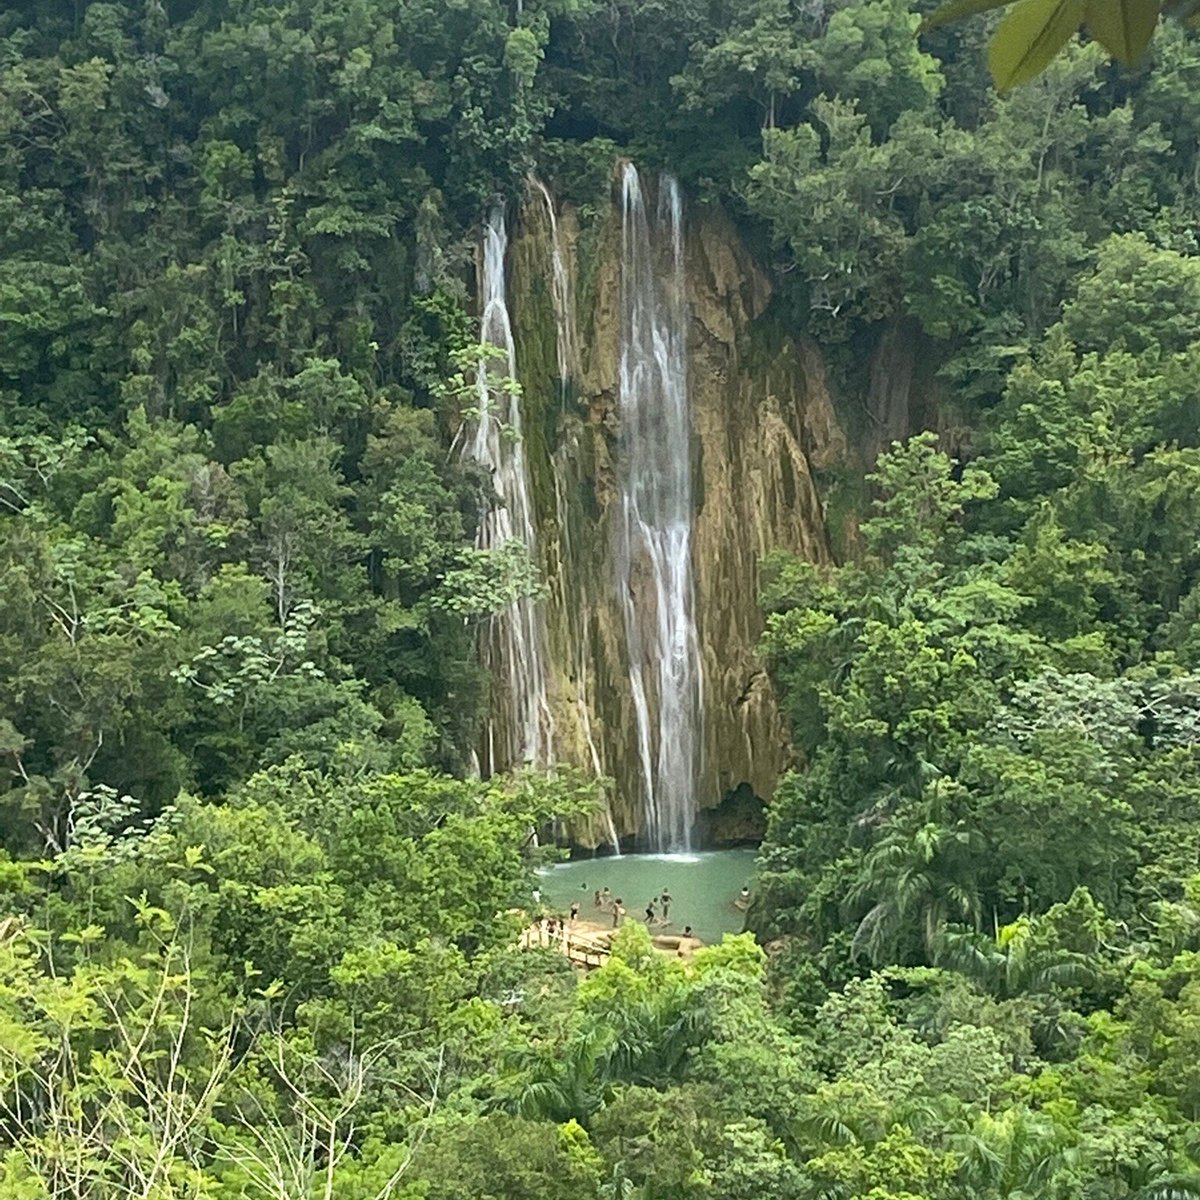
[504,170,848,846]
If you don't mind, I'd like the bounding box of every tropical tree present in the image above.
[952,1107,1081,1198]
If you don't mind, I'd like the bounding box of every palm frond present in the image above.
[792,1109,862,1148]
[851,901,894,962]
[1134,1177,1200,1200]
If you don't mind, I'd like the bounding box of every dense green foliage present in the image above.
[3,0,1199,818]
[3,0,1200,1196]
[753,233,1200,1197]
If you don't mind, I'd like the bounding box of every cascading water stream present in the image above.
[529,175,578,389]
[616,164,703,853]
[468,206,554,772]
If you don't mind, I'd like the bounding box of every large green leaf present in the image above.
[987,0,1086,89]
[1085,0,1161,62]
[921,0,1018,34]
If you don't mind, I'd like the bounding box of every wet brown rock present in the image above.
[507,180,850,845]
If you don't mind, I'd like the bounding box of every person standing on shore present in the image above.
[612,898,625,928]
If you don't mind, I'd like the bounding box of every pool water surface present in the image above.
[537,848,757,944]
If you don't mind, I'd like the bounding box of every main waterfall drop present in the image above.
[503,165,835,847]
[616,164,703,852]
[468,207,554,772]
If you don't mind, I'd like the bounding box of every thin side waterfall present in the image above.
[469,206,554,772]
[530,175,621,856]
[528,174,578,386]
[602,811,622,859]
[615,164,702,853]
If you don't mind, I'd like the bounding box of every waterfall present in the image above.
[615,164,702,853]
[529,175,578,385]
[468,206,554,772]
[602,810,622,859]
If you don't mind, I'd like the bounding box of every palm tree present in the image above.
[598,985,708,1085]
[503,986,708,1126]
[934,916,1098,1000]
[953,1108,1080,1198]
[1125,1148,1200,1200]
[1133,1178,1200,1200]
[787,1083,891,1155]
[848,817,983,965]
[505,1024,612,1124]
[933,903,1109,1054]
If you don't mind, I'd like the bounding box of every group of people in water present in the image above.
[529,880,752,951]
[590,886,693,938]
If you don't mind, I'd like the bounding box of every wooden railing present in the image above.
[520,923,613,970]
[561,935,612,969]
[520,919,702,969]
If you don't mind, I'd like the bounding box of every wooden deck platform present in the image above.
[520,918,703,970]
